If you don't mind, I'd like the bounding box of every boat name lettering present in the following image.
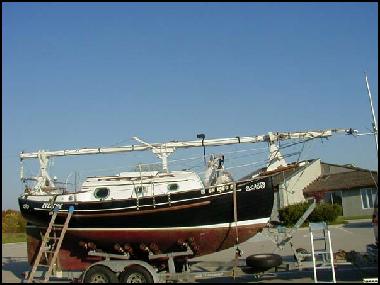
[245,181,265,191]
[41,203,63,209]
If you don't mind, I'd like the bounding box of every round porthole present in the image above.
[167,183,179,191]
[94,188,110,199]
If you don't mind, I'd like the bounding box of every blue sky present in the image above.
[2,3,378,210]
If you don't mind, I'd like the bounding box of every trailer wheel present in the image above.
[119,265,154,283]
[246,254,282,269]
[84,265,119,283]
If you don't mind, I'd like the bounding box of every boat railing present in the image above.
[25,186,68,195]
[123,179,232,210]
[151,181,156,208]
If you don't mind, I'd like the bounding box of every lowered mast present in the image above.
[20,128,353,160]
[19,128,356,190]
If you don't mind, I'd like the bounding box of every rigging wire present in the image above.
[296,141,306,164]
[78,145,271,175]
[108,138,135,147]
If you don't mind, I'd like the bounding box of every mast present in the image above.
[19,128,356,188]
[19,128,352,160]
[365,73,378,156]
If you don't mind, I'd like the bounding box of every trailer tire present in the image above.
[246,254,282,269]
[83,265,119,283]
[119,265,154,283]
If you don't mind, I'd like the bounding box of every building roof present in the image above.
[303,169,378,194]
[240,159,378,194]
[321,162,377,173]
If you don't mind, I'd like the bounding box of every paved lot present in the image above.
[2,242,29,283]
[2,220,378,283]
[191,220,378,283]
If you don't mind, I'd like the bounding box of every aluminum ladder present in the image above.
[27,205,74,283]
[309,222,336,283]
[266,199,316,269]
[277,199,317,249]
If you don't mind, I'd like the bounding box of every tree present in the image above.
[2,210,26,233]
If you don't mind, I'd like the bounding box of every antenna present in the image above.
[197,133,206,165]
[364,73,378,156]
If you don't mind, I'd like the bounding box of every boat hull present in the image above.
[20,178,274,270]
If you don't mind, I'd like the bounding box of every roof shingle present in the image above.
[303,170,378,194]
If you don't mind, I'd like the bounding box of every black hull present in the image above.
[19,178,274,229]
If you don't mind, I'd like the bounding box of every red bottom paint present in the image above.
[26,223,267,271]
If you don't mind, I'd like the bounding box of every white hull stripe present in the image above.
[26,217,269,231]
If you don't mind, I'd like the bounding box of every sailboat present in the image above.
[18,129,352,270]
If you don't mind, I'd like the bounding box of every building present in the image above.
[304,162,378,217]
[243,158,378,220]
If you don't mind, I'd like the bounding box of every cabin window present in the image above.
[94,188,110,199]
[168,183,179,191]
[134,186,147,194]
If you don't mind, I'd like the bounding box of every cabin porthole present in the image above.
[167,183,179,191]
[94,188,110,200]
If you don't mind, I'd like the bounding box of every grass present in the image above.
[328,216,349,225]
[342,215,372,220]
[327,215,372,225]
[2,232,26,243]
[296,215,372,227]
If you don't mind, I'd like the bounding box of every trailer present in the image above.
[23,244,284,283]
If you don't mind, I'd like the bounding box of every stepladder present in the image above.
[309,222,336,283]
[27,205,74,283]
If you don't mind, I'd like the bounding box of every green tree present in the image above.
[279,202,342,227]
[2,210,27,233]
